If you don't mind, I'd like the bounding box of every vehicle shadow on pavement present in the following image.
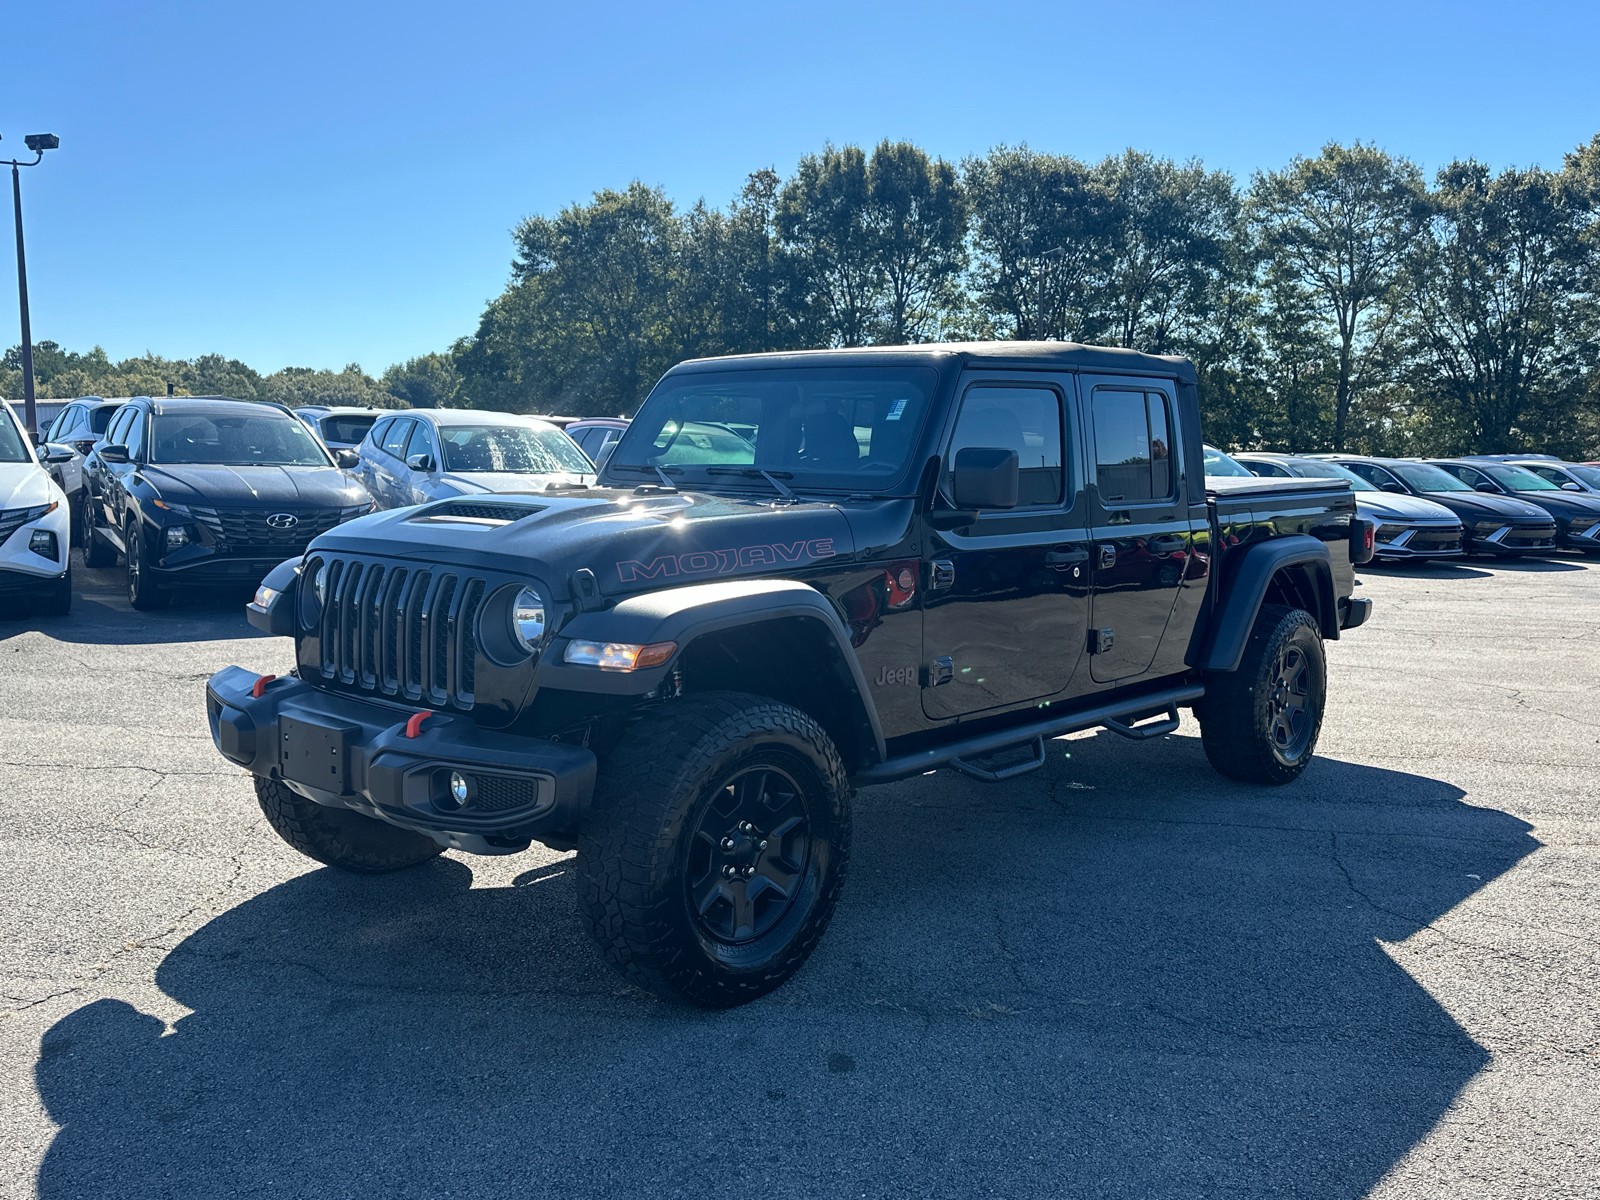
[33,735,1536,1200]
[0,559,266,645]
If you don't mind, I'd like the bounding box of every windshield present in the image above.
[0,405,31,464]
[1391,462,1473,492]
[438,425,593,475]
[1284,459,1375,491]
[1480,463,1558,491]
[1202,444,1253,477]
[609,366,937,492]
[151,412,333,466]
[320,414,378,444]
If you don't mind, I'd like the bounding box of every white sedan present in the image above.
[0,400,73,615]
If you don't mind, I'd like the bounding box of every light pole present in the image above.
[1036,243,1062,340]
[2,133,60,440]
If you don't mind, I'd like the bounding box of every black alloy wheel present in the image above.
[1264,642,1315,761]
[82,492,115,567]
[687,764,811,944]
[126,520,170,610]
[1198,604,1326,785]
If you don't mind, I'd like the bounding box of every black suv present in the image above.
[1425,458,1600,555]
[206,343,1372,1006]
[83,397,375,609]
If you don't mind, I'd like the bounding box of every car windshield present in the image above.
[1391,462,1473,492]
[151,412,332,466]
[321,414,379,444]
[1481,463,1558,491]
[0,406,30,463]
[609,366,937,492]
[437,425,594,474]
[1284,459,1376,491]
[1203,444,1253,477]
[90,406,123,435]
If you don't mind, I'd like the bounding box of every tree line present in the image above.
[9,133,1600,457]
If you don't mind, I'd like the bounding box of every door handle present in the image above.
[1045,547,1089,569]
[1148,535,1188,555]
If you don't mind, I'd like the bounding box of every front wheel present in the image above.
[254,777,445,872]
[575,693,852,1008]
[82,495,116,567]
[1197,604,1327,785]
[125,520,170,610]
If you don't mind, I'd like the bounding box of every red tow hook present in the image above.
[405,711,431,739]
[251,674,277,698]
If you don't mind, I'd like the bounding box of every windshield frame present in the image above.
[603,364,942,496]
[148,409,336,468]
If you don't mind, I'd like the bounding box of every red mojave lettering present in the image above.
[616,537,836,584]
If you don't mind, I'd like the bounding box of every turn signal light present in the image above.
[563,639,677,671]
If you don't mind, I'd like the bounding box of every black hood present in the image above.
[1413,489,1557,524]
[311,488,860,602]
[138,464,369,510]
[1497,490,1600,521]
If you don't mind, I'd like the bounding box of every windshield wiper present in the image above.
[609,462,682,492]
[705,466,796,500]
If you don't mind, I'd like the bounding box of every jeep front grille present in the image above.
[311,555,485,709]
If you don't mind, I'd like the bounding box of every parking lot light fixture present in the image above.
[3,133,60,439]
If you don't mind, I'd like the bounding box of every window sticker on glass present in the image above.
[886,398,908,422]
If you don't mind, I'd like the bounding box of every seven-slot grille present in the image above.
[312,555,488,709]
[190,506,348,551]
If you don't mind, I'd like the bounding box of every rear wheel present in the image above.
[575,692,851,1008]
[255,777,445,872]
[125,520,170,610]
[1198,604,1326,785]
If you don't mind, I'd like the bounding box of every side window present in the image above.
[944,385,1064,506]
[574,427,602,455]
[1530,466,1567,486]
[380,419,413,458]
[1439,465,1477,485]
[123,410,147,460]
[47,406,77,441]
[367,417,394,450]
[404,421,437,461]
[1250,461,1291,478]
[1357,464,1400,489]
[1091,389,1173,503]
[105,407,135,447]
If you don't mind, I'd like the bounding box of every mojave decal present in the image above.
[616,538,837,584]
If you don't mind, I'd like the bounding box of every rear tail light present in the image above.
[1351,518,1376,565]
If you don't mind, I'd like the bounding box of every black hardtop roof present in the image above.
[668,341,1197,386]
[148,396,291,417]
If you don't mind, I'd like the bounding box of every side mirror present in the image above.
[406,452,435,472]
[1474,482,1501,494]
[41,443,75,465]
[952,447,1020,510]
[99,444,130,464]
[335,448,360,468]
[1561,481,1582,492]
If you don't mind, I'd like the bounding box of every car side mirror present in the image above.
[41,443,75,465]
[1379,482,1406,494]
[1474,482,1501,494]
[406,452,436,472]
[952,447,1020,510]
[99,444,130,464]
[335,448,360,468]
[1561,481,1582,492]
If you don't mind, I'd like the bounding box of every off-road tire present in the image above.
[575,692,852,1008]
[34,566,72,617]
[82,497,115,567]
[126,520,170,611]
[1197,604,1326,785]
[254,776,445,872]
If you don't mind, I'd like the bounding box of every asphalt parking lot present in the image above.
[0,554,1596,1199]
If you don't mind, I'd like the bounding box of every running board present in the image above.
[950,736,1045,782]
[854,683,1205,786]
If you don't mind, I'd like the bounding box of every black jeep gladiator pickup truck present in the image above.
[206,343,1374,1006]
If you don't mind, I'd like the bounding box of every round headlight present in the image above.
[314,563,328,606]
[512,586,546,653]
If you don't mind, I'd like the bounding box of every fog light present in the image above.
[29,529,58,560]
[166,526,191,548]
[438,770,475,811]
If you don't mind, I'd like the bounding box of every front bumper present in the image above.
[1370,523,1463,559]
[0,565,68,597]
[1338,596,1372,630]
[1467,523,1558,555]
[205,666,596,854]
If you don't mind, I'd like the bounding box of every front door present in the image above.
[1083,377,1194,684]
[921,374,1091,721]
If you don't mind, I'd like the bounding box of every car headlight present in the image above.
[512,587,546,653]
[563,639,677,671]
[314,563,328,605]
[152,498,192,517]
[253,584,280,609]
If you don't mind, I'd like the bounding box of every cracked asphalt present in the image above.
[1,554,1596,1199]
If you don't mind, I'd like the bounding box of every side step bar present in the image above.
[854,683,1206,787]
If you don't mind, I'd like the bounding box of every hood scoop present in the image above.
[408,500,546,527]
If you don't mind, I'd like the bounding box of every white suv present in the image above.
[1,400,73,615]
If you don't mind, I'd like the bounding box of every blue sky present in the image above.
[4,0,1597,376]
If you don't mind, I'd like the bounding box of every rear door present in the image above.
[1083,377,1195,683]
[400,420,441,505]
[921,373,1091,720]
[372,418,414,508]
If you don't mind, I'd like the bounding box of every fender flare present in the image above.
[1200,535,1338,673]
[544,579,887,764]
[246,557,302,636]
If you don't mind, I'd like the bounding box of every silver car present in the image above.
[1234,453,1465,560]
[354,409,596,510]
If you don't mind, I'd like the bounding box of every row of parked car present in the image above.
[3,395,614,614]
[1205,445,1600,561]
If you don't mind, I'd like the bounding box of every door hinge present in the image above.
[926,655,954,687]
[1089,628,1115,655]
[1097,544,1117,570]
[929,560,955,590]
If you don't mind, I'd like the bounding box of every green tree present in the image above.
[776,145,880,347]
[258,364,400,409]
[1251,143,1426,449]
[382,352,460,409]
[866,141,967,343]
